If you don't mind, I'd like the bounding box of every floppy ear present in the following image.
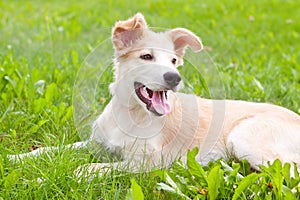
[168,28,203,57]
[112,13,148,51]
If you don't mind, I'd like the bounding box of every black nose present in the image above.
[163,72,181,88]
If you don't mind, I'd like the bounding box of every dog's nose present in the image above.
[163,72,181,88]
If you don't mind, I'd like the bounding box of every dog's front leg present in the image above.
[7,141,89,162]
[74,161,138,180]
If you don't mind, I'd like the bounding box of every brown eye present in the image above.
[140,54,153,60]
[171,58,177,64]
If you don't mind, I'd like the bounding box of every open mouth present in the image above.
[134,82,171,116]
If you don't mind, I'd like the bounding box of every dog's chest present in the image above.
[93,106,164,154]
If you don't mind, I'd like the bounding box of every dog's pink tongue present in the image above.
[152,91,171,115]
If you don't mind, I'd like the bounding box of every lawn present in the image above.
[1,0,300,199]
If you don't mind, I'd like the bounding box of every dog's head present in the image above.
[110,13,203,116]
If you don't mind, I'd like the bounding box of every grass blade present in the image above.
[207,165,223,200]
[126,179,144,200]
[187,148,207,185]
[232,173,262,200]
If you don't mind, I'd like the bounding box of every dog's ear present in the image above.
[112,13,148,51]
[168,28,203,57]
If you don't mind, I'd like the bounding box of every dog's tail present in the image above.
[7,141,89,163]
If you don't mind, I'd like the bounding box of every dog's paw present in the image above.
[6,147,49,163]
[74,163,113,181]
[7,154,22,163]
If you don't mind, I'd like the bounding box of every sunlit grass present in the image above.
[1,0,299,199]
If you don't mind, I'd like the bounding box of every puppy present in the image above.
[84,13,300,175]
[9,13,300,177]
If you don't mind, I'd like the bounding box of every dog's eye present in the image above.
[140,54,153,60]
[171,58,177,64]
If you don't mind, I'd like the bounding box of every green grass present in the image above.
[1,0,300,199]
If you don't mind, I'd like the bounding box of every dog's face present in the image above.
[110,13,203,116]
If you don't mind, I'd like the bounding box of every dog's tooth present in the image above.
[141,87,149,98]
[146,88,153,98]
